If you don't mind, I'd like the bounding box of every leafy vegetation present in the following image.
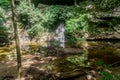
[0,7,9,44]
[93,0,120,11]
[43,5,75,30]
[95,60,120,80]
[16,2,77,35]
[16,0,91,47]
[0,0,10,9]
[66,55,87,67]
[16,0,45,37]
[0,0,120,79]
[65,13,89,46]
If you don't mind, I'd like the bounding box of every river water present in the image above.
[0,41,120,79]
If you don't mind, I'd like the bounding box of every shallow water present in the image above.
[39,41,120,74]
[0,41,120,80]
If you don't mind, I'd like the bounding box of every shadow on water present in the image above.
[88,41,120,65]
[36,41,120,79]
[0,41,120,80]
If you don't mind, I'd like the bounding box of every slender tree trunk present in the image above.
[11,0,22,80]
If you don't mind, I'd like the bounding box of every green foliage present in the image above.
[0,7,9,44]
[66,55,87,67]
[0,7,6,24]
[16,0,120,47]
[0,0,10,9]
[16,0,45,37]
[93,0,120,11]
[17,0,91,46]
[66,50,88,67]
[17,1,78,37]
[100,71,113,80]
[96,60,112,69]
[0,26,9,44]
[95,61,120,80]
[99,71,120,80]
[43,5,76,31]
[0,7,5,17]
[48,40,60,47]
[1,24,9,43]
[113,74,120,80]
[65,13,89,46]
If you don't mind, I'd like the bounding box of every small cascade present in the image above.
[54,22,65,48]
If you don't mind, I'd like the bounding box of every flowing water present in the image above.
[0,41,120,79]
[32,41,120,79]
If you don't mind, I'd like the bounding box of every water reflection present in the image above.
[39,41,120,74]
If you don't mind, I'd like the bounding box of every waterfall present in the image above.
[54,22,65,48]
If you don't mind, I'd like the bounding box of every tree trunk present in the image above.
[11,0,22,80]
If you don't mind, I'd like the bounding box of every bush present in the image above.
[0,7,9,44]
[65,13,89,46]
[0,0,10,9]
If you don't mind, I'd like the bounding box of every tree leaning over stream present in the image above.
[11,0,22,80]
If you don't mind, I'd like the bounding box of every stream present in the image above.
[0,41,120,80]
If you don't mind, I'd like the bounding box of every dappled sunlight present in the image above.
[0,0,120,80]
[0,44,16,61]
[0,41,120,80]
